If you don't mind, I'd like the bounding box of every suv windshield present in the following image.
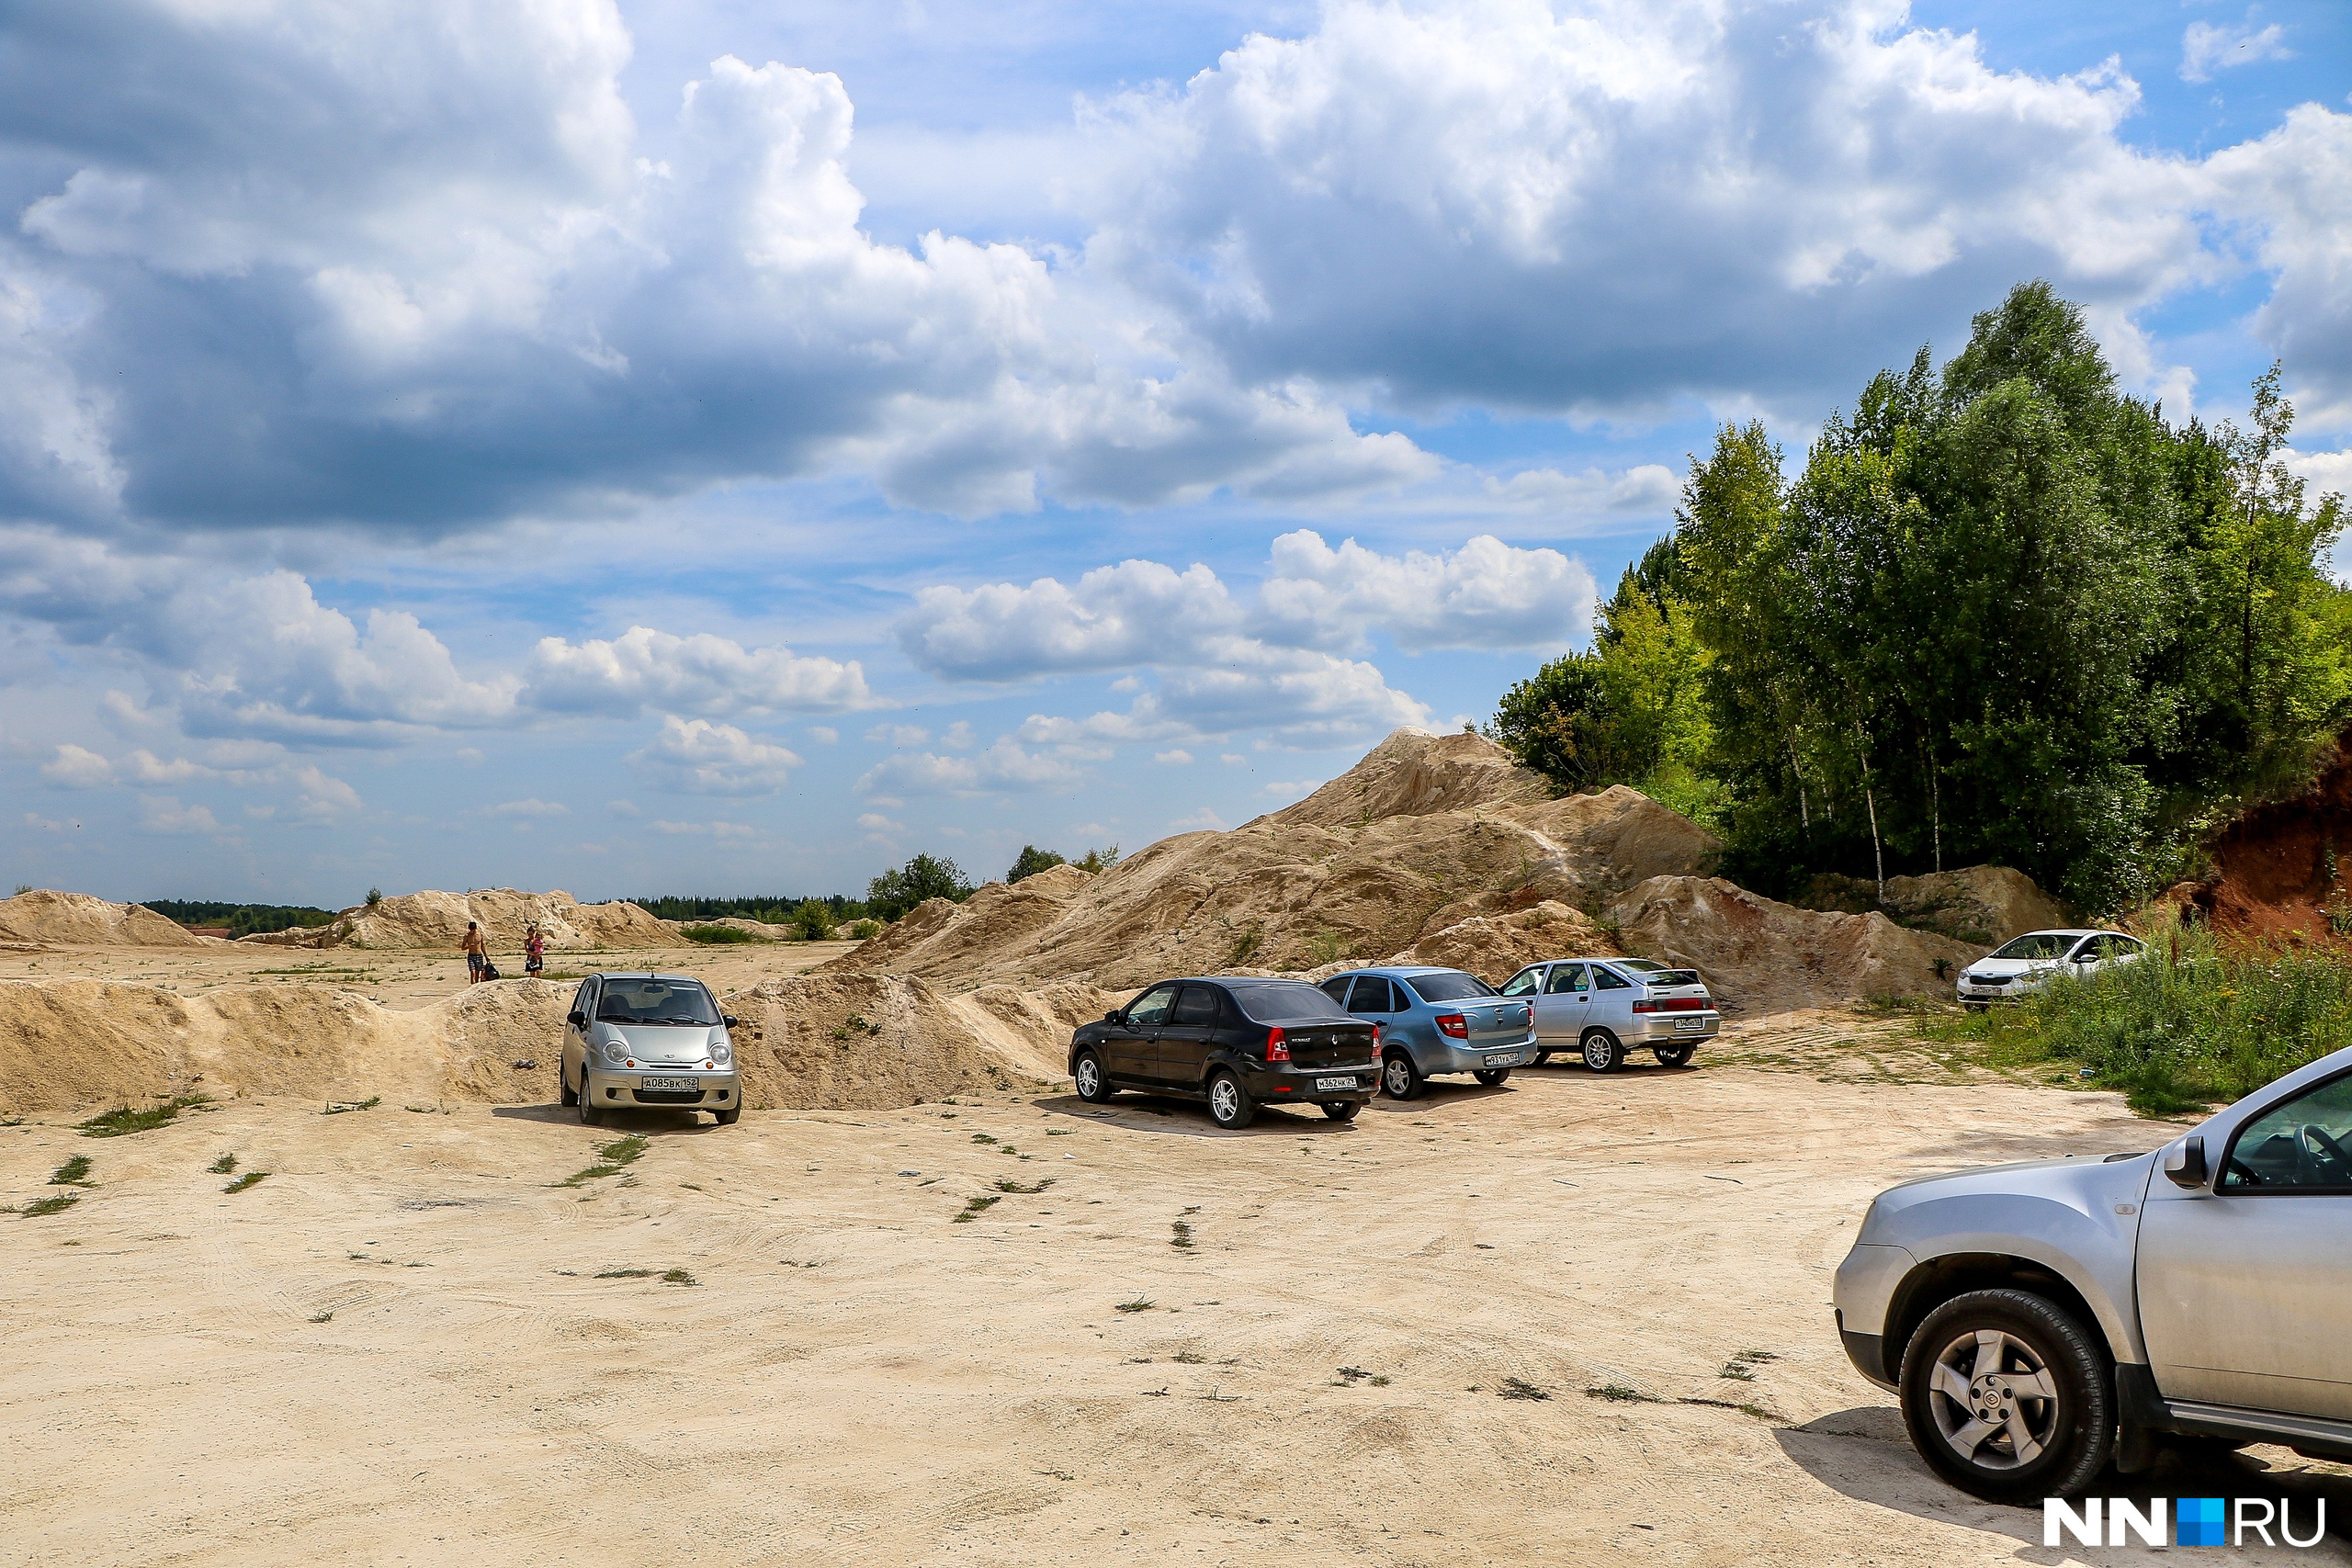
[1226,980,1349,1024]
[1991,933,2075,961]
[597,978,720,1026]
[1406,971,1498,1003]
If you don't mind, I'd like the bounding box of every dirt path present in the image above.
[6,1058,2342,1565]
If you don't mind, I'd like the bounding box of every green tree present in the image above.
[865,853,974,920]
[789,899,837,940]
[1005,845,1067,883]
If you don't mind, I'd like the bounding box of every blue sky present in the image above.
[1,0,2346,908]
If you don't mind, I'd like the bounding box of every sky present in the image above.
[0,0,2346,909]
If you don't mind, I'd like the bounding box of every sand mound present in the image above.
[0,890,217,948]
[1795,866,2068,943]
[826,730,1716,992]
[1396,899,1621,984]
[1611,876,1984,1012]
[244,888,673,951]
[0,968,1103,1115]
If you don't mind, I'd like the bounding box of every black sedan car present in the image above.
[1069,976,1379,1129]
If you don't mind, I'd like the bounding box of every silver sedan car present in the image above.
[560,972,743,1126]
[1498,957,1719,1071]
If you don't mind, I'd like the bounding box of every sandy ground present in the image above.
[0,940,862,1011]
[6,1038,2347,1566]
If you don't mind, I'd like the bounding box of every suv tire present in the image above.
[1581,1030,1624,1073]
[1206,1070,1254,1131]
[1073,1050,1115,1104]
[1899,1288,2113,1504]
[1381,1050,1422,1100]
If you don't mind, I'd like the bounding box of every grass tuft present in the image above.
[1583,1383,1660,1404]
[77,1095,209,1138]
[993,1177,1053,1194]
[594,1268,656,1279]
[18,1192,80,1217]
[48,1155,94,1187]
[952,1194,1002,1223]
[1114,1294,1153,1314]
[1498,1377,1551,1401]
[323,1097,381,1115]
[597,1135,650,1164]
[1170,1219,1193,1250]
[661,1268,697,1286]
[209,1154,237,1175]
[309,1310,334,1324]
[222,1171,269,1194]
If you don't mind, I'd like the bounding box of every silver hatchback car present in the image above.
[560,972,743,1126]
[1497,957,1719,1071]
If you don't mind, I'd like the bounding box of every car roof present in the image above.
[2013,929,2105,939]
[1336,964,1462,978]
[586,971,707,984]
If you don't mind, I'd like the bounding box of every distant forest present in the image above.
[143,900,337,937]
[1488,281,2349,915]
[631,894,873,924]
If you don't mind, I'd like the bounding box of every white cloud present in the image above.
[1154,749,1194,764]
[291,765,362,818]
[2203,108,2352,425]
[40,744,112,787]
[525,626,872,718]
[649,818,761,840]
[490,798,570,818]
[855,812,905,832]
[2182,18,2293,84]
[855,738,1084,796]
[808,726,840,744]
[628,716,802,795]
[138,795,220,835]
[1259,531,1598,653]
[941,720,976,750]
[1220,753,1246,764]
[1169,807,1228,831]
[899,559,1241,681]
[1261,779,1320,799]
[865,723,932,747]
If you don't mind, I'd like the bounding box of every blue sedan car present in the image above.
[1317,965,1538,1100]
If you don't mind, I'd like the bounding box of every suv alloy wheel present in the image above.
[1898,1289,2113,1504]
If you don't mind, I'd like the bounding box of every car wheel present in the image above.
[1073,1050,1115,1104]
[1321,1100,1361,1122]
[1472,1067,1511,1087]
[1654,1044,1694,1067]
[1381,1050,1422,1100]
[1581,1030,1624,1073]
[1532,1050,1553,1066]
[1963,1001,1989,1014]
[1898,1289,2114,1504]
[1207,1070,1254,1130]
[578,1069,600,1126]
[714,1104,741,1126]
[559,1063,578,1107]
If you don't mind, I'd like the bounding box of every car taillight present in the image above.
[1266,1026,1290,1062]
[1436,1014,1468,1039]
[1636,997,1709,1012]
[1631,1001,1656,1013]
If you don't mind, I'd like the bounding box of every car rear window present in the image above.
[1405,971,1498,1003]
[1226,980,1351,1024]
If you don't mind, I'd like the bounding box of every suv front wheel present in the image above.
[1898,1288,2113,1504]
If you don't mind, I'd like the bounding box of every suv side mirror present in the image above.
[2164,1134,2209,1190]
[566,1010,586,1029]
[722,1014,740,1028]
[1102,1010,1122,1024]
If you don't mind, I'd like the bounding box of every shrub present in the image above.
[680,923,757,944]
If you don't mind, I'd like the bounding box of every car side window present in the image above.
[1127,985,1180,1027]
[2113,935,2144,956]
[1544,964,1588,995]
[1498,968,1539,998]
[1591,966,1632,990]
[2222,1073,2352,1191]
[1171,986,1219,1027]
[572,980,596,1021]
[1320,976,1355,1006]
[1347,977,1396,1015]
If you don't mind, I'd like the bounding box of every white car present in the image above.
[1955,928,2144,1010]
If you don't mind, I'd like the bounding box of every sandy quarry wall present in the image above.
[826,730,1715,994]
[0,890,220,949]
[1795,866,2068,944]
[243,888,673,952]
[0,970,1106,1116]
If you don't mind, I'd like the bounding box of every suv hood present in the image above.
[1862,1151,2154,1236]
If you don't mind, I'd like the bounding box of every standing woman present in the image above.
[525,923,546,979]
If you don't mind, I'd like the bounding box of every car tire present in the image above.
[1532,1050,1553,1066]
[1073,1050,1115,1104]
[1473,1067,1511,1087]
[1898,1288,2114,1505]
[1653,1044,1695,1068]
[578,1068,601,1126]
[1963,1001,1990,1013]
[1581,1030,1624,1073]
[1207,1070,1254,1130]
[714,1104,741,1126]
[1321,1100,1361,1122]
[559,1065,578,1107]
[1381,1050,1422,1100]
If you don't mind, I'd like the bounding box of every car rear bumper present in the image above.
[1238,1064,1378,1102]
[582,1066,742,1110]
[1420,1034,1539,1074]
[1622,1015,1720,1044]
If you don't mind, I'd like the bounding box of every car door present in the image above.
[565,978,598,1086]
[2067,934,2109,977]
[2136,1069,2352,1417]
[1589,964,1636,1035]
[1534,963,1589,1045]
[1344,976,1398,1051]
[1159,984,1221,1089]
[1109,983,1180,1085]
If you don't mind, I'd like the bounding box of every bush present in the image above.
[790,899,835,941]
[847,919,881,941]
[865,854,974,920]
[1006,845,1066,883]
[1916,910,2352,1114]
[680,923,757,944]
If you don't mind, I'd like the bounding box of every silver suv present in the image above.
[560,972,743,1126]
[1496,958,1718,1071]
[1834,1043,2352,1501]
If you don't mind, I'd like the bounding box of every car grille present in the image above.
[631,1089,704,1104]
[1967,976,2012,987]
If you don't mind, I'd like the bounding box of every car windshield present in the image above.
[1991,933,2075,960]
[596,978,720,1026]
[1226,980,1350,1024]
[1405,971,1498,1003]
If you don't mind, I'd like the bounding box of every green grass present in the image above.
[322,1096,381,1115]
[597,1134,649,1164]
[661,1268,697,1286]
[595,1268,657,1279]
[77,1095,209,1138]
[1114,1294,1153,1314]
[1911,912,2352,1115]
[17,1192,81,1217]
[1498,1377,1551,1401]
[992,1177,1053,1194]
[209,1154,237,1174]
[48,1155,93,1187]
[952,1194,1002,1223]
[680,924,758,944]
[1583,1383,1659,1403]
[222,1171,269,1194]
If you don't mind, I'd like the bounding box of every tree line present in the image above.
[1489,282,2349,915]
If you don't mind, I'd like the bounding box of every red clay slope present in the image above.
[2177,745,2352,945]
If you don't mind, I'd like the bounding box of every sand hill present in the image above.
[1795,865,2069,944]
[0,890,219,949]
[243,888,673,951]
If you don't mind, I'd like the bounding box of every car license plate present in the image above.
[1314,1076,1357,1092]
[1672,1018,1707,1034]
[1486,1053,1517,1067]
[641,1075,700,1092]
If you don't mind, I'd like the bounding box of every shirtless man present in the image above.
[463,920,487,985]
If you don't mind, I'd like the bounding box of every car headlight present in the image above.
[711,1040,732,1066]
[601,1039,630,1066]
